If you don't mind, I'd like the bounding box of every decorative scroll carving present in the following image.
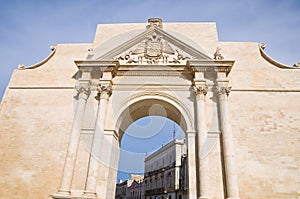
[115,32,191,65]
[216,86,231,96]
[213,47,224,60]
[258,43,299,69]
[18,45,57,70]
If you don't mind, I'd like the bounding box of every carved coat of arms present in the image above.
[116,32,190,64]
[133,33,174,59]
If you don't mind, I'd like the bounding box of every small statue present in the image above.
[214,47,224,60]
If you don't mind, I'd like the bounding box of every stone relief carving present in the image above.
[115,32,192,65]
[213,47,224,60]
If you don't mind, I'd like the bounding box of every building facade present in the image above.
[116,180,127,199]
[144,139,187,199]
[115,175,144,199]
[0,18,299,199]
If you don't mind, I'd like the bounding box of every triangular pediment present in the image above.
[93,26,212,65]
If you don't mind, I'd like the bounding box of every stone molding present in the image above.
[74,59,234,80]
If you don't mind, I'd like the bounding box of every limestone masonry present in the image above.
[0,18,299,199]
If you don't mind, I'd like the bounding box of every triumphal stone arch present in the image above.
[1,18,300,199]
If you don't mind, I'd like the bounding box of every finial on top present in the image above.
[147,18,163,29]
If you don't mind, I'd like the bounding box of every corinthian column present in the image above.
[216,78,240,199]
[57,80,91,195]
[84,80,112,197]
[193,80,210,199]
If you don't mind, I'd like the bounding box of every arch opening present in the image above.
[114,98,190,199]
[117,116,185,181]
[115,98,190,141]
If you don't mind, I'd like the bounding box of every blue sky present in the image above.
[1,0,300,101]
[0,0,299,181]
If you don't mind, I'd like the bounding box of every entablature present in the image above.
[74,59,234,79]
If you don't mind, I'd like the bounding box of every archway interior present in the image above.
[117,116,185,182]
[115,98,188,182]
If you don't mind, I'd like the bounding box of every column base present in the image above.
[226,198,240,199]
[57,189,71,195]
[83,191,97,198]
[198,196,211,199]
[51,191,97,199]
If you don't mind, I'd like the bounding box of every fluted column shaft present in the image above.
[187,131,197,199]
[59,81,91,194]
[84,81,112,196]
[193,82,210,199]
[216,79,240,199]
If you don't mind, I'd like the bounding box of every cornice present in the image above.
[74,60,119,75]
[74,59,235,78]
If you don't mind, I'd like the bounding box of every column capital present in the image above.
[216,85,231,96]
[193,79,208,99]
[216,78,231,97]
[193,84,208,96]
[76,81,91,100]
[97,81,112,100]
